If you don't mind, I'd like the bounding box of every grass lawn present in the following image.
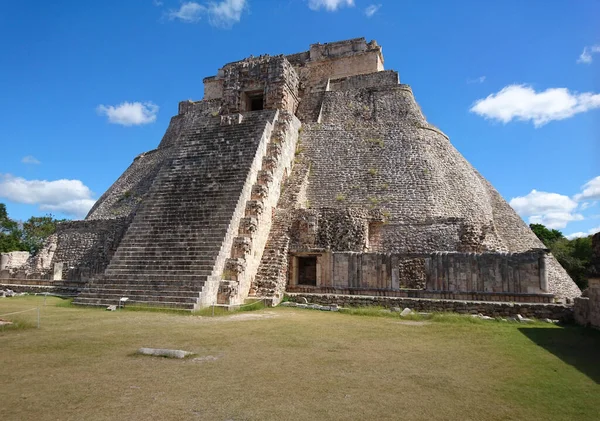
[1,296,599,421]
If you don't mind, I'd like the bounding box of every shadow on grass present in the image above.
[519,326,600,384]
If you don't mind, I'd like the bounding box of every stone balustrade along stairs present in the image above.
[74,110,279,309]
[219,112,301,305]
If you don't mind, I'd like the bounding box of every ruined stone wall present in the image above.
[287,293,573,321]
[0,251,30,271]
[202,77,224,101]
[15,218,130,281]
[288,251,546,295]
[49,218,131,280]
[285,38,384,94]
[329,71,398,92]
[206,55,299,114]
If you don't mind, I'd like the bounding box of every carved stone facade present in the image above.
[9,38,581,310]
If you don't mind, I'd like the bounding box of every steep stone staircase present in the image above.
[74,110,278,309]
[219,112,301,305]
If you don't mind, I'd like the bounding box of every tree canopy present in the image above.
[0,203,65,254]
[529,223,593,290]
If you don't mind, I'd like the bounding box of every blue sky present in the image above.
[1,0,599,238]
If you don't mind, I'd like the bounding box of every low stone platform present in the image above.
[286,293,574,322]
[0,279,84,296]
[286,286,556,303]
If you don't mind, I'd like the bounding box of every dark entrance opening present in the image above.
[297,256,317,286]
[245,90,265,111]
[250,95,264,111]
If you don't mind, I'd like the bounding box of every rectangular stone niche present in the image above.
[291,255,319,286]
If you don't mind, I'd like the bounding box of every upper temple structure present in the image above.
[1,38,581,309]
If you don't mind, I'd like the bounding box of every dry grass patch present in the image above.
[1,296,599,421]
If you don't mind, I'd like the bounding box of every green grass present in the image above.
[1,296,599,421]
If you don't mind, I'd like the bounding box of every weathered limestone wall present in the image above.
[0,251,30,271]
[287,293,573,321]
[295,82,580,299]
[288,250,548,296]
[288,38,384,93]
[202,77,224,101]
[328,71,398,92]
[49,219,131,280]
[202,55,300,115]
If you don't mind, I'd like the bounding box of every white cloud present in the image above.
[96,101,158,126]
[470,84,600,127]
[566,226,600,240]
[21,156,40,165]
[577,45,600,64]
[580,201,597,211]
[168,2,204,22]
[364,4,381,17]
[153,0,163,6]
[574,176,600,202]
[168,0,246,27]
[509,189,583,229]
[308,0,354,11]
[0,174,96,219]
[467,76,486,84]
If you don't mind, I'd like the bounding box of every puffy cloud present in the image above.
[509,190,583,229]
[566,226,600,240]
[577,45,600,64]
[96,101,158,126]
[168,2,203,22]
[168,0,246,27]
[574,176,600,202]
[21,155,40,165]
[470,84,600,127]
[0,174,96,219]
[308,0,354,11]
[364,4,381,17]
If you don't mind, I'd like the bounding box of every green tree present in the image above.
[0,203,24,253]
[21,215,64,254]
[529,223,564,247]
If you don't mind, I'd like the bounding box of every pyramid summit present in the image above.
[6,38,580,309]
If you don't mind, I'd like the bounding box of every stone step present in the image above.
[73,297,196,310]
[106,264,214,271]
[101,273,208,281]
[105,268,212,276]
[83,284,203,293]
[77,292,199,304]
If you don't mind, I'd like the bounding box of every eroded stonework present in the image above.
[10,38,580,309]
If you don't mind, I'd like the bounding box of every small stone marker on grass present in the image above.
[137,348,195,359]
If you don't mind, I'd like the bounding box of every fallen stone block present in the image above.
[137,348,194,359]
[400,308,412,317]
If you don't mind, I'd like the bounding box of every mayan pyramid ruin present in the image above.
[3,38,581,309]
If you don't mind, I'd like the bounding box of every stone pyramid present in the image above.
[19,38,578,309]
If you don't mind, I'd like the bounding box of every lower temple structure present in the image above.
[1,38,581,310]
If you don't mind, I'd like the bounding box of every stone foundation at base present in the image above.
[574,278,600,328]
[286,293,574,322]
[1,279,84,296]
[286,286,556,303]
